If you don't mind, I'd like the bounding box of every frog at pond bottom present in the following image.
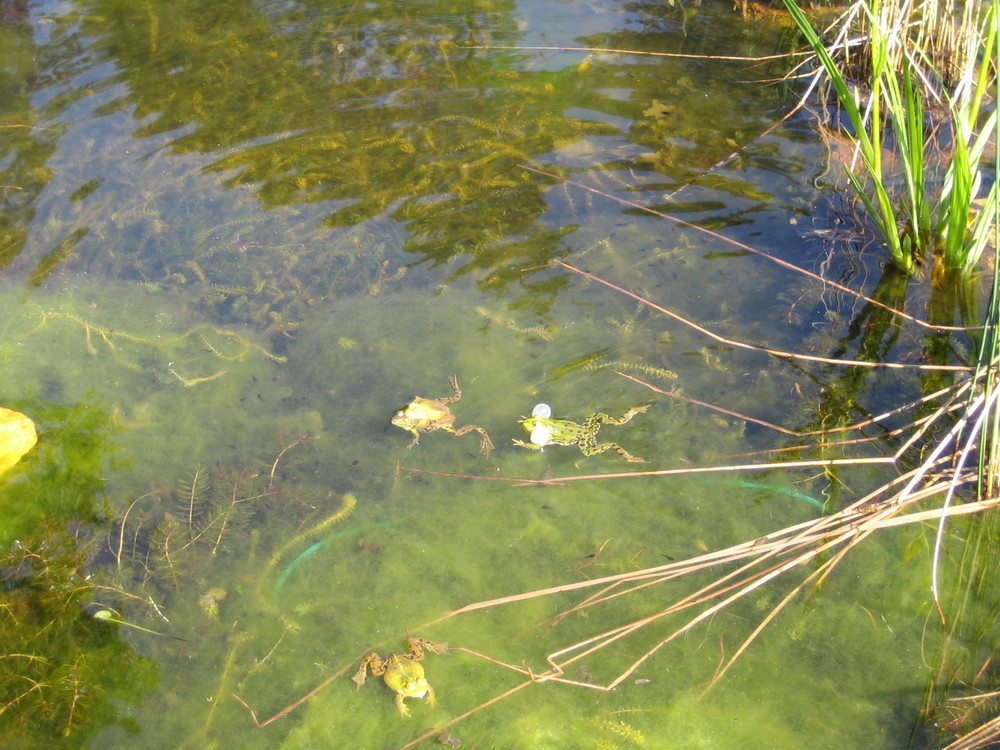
[391,376,494,456]
[514,402,649,463]
[351,637,449,716]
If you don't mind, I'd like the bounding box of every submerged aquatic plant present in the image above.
[0,538,158,745]
[0,406,36,475]
[94,433,366,744]
[0,400,155,747]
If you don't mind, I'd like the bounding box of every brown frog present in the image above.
[391,376,494,456]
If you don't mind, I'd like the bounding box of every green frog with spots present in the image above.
[513,402,650,463]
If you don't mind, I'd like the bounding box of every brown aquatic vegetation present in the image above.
[27,311,286,389]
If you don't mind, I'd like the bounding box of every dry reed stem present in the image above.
[245,264,988,740]
[398,361,971,489]
[380,42,993,736]
[615,372,803,436]
[234,631,440,729]
[396,679,535,750]
[424,476,991,690]
[402,456,896,487]
[467,43,807,63]
[268,433,313,486]
[231,479,997,736]
[929,386,1000,608]
[553,259,973,367]
[942,712,1000,750]
[232,661,354,727]
[519,167,974,333]
[619,369,971,439]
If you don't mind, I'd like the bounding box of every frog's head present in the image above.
[398,675,430,699]
[385,659,431,698]
[391,400,430,428]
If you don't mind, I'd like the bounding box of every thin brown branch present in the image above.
[941,712,1000,750]
[400,456,896,488]
[396,680,535,750]
[551,259,974,365]
[232,661,352,727]
[397,462,568,486]
[519,171,972,332]
[114,491,157,567]
[269,433,313,486]
[618,369,970,440]
[417,463,983,694]
[466,43,807,63]
[614,370,801,435]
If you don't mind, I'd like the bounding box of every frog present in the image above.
[391,375,494,456]
[351,637,449,716]
[513,402,650,463]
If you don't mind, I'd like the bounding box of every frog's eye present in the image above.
[530,424,553,447]
[531,403,552,418]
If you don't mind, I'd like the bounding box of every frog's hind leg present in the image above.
[591,404,650,427]
[450,424,494,456]
[592,442,647,463]
[437,375,463,405]
[405,637,449,657]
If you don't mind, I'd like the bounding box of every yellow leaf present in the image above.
[0,407,37,476]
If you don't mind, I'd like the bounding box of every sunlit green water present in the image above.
[0,0,985,748]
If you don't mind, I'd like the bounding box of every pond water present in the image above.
[0,0,987,748]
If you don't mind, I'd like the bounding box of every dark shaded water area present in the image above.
[0,0,989,748]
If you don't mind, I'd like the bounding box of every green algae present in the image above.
[0,263,939,750]
[0,397,157,748]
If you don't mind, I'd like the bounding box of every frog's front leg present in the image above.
[512,438,544,451]
[394,683,436,716]
[403,427,422,448]
[351,653,385,689]
[450,424,494,456]
[590,442,647,463]
[395,692,412,717]
[423,682,438,708]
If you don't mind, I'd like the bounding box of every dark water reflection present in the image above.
[2,0,804,322]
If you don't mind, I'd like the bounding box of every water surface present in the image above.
[0,0,975,748]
